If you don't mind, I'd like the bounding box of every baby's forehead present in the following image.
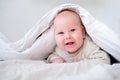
[53,10,83,26]
[53,10,81,25]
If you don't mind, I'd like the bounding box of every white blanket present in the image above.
[0,60,120,80]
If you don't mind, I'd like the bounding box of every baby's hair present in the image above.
[58,9,76,14]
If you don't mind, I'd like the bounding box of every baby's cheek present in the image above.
[56,38,62,44]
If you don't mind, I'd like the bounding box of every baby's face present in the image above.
[54,11,85,53]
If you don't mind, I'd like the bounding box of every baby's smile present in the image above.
[64,41,78,53]
[65,42,75,45]
[65,41,76,49]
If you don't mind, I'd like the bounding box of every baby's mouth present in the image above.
[65,42,74,45]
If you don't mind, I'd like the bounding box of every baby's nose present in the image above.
[65,33,71,39]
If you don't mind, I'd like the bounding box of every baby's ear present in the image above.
[82,27,86,38]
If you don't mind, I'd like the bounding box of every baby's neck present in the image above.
[68,48,81,56]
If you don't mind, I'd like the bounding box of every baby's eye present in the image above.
[70,29,76,32]
[58,32,64,34]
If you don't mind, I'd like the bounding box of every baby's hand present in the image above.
[51,58,65,63]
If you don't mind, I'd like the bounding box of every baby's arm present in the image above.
[47,52,65,63]
[83,49,110,64]
[80,36,111,64]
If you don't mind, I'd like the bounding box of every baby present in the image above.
[47,9,110,64]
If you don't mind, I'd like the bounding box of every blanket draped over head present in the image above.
[0,3,120,62]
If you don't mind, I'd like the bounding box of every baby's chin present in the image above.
[67,49,80,54]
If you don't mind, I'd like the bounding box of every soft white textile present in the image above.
[0,60,120,80]
[0,3,120,61]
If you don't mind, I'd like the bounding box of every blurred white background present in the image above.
[0,0,120,42]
